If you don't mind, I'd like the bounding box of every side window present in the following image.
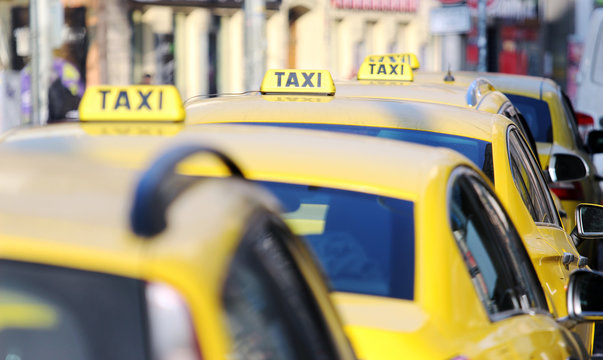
[501,103,538,160]
[560,91,586,149]
[448,170,549,318]
[221,214,337,360]
[508,128,560,226]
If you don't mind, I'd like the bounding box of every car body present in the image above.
[0,122,595,360]
[337,63,538,156]
[181,72,597,352]
[576,8,603,135]
[413,71,603,236]
[0,144,357,360]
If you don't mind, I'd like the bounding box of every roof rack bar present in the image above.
[130,144,245,238]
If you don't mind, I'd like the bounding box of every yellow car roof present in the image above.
[413,71,559,99]
[0,123,477,201]
[185,94,508,143]
[0,148,276,279]
[336,77,512,113]
[336,80,468,106]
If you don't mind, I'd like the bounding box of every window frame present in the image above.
[560,90,587,150]
[507,126,561,227]
[221,210,340,360]
[447,166,550,322]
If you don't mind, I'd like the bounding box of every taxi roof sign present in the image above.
[363,53,420,70]
[79,85,185,122]
[357,61,414,81]
[260,70,335,95]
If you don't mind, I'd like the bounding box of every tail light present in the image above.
[549,181,584,201]
[146,282,202,360]
[575,112,594,143]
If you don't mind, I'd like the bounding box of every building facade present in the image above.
[0,0,584,122]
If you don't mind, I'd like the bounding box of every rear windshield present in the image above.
[258,181,415,300]
[504,94,553,143]
[242,123,493,182]
[0,260,148,360]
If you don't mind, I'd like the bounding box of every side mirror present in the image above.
[547,153,589,183]
[575,203,603,240]
[567,270,603,322]
[587,130,603,154]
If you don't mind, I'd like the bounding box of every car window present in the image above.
[448,170,549,318]
[504,94,553,143]
[0,260,148,360]
[258,180,415,300]
[560,91,586,149]
[508,128,560,226]
[222,215,338,360]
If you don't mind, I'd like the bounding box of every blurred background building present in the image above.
[0,0,600,124]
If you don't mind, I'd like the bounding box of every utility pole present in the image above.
[244,0,266,91]
[29,0,52,125]
[477,0,487,72]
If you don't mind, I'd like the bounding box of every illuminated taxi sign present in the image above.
[260,70,335,95]
[79,85,185,122]
[363,53,420,69]
[357,61,414,81]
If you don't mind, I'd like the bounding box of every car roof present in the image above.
[184,94,508,143]
[0,148,276,279]
[336,79,512,114]
[413,71,559,99]
[336,80,470,106]
[0,122,477,202]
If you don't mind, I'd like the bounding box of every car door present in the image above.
[507,127,582,274]
[506,128,595,353]
[221,212,354,360]
[449,169,586,360]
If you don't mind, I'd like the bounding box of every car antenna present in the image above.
[444,65,455,82]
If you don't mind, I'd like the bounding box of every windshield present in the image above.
[504,94,553,143]
[258,181,415,300]
[0,260,148,360]
[241,123,493,181]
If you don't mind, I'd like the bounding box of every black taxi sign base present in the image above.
[260,70,336,95]
[79,85,185,122]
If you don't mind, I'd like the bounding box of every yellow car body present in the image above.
[183,91,594,352]
[413,71,603,236]
[0,123,589,360]
[0,146,357,360]
[338,57,538,156]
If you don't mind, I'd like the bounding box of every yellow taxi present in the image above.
[0,122,357,359]
[336,55,538,163]
[336,55,579,228]
[182,70,600,353]
[413,70,603,238]
[3,117,603,359]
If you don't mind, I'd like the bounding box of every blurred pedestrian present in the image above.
[20,45,84,123]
